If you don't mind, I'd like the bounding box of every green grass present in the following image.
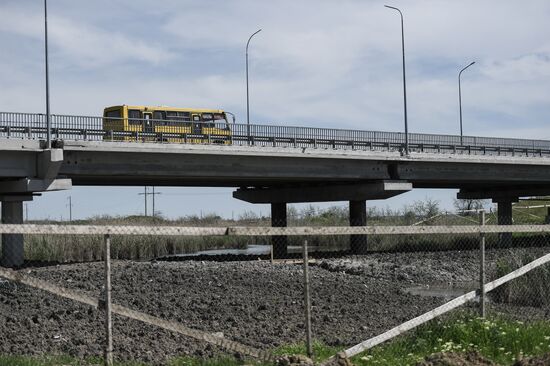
[5,313,547,366]
[0,354,105,366]
[351,314,550,365]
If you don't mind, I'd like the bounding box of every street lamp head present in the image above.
[469,61,476,66]
[246,29,263,51]
[384,5,401,12]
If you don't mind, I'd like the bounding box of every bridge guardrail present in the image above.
[1,111,550,157]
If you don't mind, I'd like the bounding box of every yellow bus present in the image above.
[103,105,233,144]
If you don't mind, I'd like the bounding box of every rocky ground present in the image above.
[0,247,549,364]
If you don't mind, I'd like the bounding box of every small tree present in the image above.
[454,198,488,215]
[409,197,441,218]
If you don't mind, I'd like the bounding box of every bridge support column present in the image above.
[497,200,513,248]
[349,200,368,254]
[1,199,25,267]
[271,202,288,258]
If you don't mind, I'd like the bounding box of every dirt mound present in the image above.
[514,353,550,365]
[416,351,496,366]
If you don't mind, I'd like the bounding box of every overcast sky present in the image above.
[1,0,549,220]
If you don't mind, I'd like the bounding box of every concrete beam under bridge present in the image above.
[233,180,412,204]
[457,189,520,248]
[457,186,550,200]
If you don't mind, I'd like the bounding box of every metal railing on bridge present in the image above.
[1,111,550,157]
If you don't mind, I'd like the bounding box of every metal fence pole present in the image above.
[104,234,113,366]
[302,239,313,358]
[479,210,486,318]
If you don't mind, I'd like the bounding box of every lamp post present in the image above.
[246,29,262,145]
[459,61,475,145]
[384,5,409,155]
[44,0,51,148]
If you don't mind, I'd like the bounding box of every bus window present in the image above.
[202,113,215,128]
[104,109,121,123]
[153,111,165,125]
[213,113,229,130]
[128,109,142,125]
[166,111,191,126]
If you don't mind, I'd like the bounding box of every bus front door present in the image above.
[191,114,203,143]
[143,113,154,135]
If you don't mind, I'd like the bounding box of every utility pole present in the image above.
[151,187,161,217]
[25,203,29,222]
[138,187,161,217]
[67,196,73,222]
[138,186,148,216]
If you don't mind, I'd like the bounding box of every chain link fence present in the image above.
[0,213,549,365]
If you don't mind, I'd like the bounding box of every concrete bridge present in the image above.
[2,112,550,266]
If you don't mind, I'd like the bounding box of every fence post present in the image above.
[104,234,113,366]
[302,240,313,358]
[479,210,486,318]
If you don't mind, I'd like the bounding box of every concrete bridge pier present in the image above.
[349,200,368,254]
[496,199,514,248]
[271,202,288,258]
[1,195,31,268]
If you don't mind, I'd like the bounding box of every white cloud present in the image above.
[0,4,173,68]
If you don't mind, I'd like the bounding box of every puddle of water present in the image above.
[405,282,478,299]
[164,244,323,258]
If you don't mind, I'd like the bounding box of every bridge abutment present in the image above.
[271,202,288,258]
[349,200,368,254]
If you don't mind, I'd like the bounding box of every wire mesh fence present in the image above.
[0,219,549,365]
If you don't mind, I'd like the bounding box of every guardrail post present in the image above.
[302,239,313,358]
[103,234,113,366]
[6,126,10,138]
[479,210,486,318]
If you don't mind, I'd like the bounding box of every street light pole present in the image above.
[385,5,409,155]
[246,29,262,145]
[44,0,51,148]
[459,61,475,145]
